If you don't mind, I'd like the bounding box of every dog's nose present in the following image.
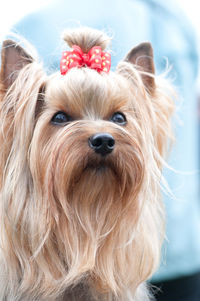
[88,133,115,156]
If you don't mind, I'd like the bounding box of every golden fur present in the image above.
[0,27,174,300]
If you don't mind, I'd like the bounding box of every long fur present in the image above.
[0,28,174,300]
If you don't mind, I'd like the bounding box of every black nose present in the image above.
[88,133,115,156]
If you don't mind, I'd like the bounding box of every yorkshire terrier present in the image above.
[0,27,174,300]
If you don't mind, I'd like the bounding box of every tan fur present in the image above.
[0,27,174,301]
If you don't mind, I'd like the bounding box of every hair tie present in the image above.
[60,45,111,75]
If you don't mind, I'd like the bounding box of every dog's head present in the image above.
[0,28,174,300]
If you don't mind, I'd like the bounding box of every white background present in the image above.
[0,0,199,80]
[0,0,199,39]
[0,0,50,39]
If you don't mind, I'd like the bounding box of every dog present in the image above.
[0,27,174,300]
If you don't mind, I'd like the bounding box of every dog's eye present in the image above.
[51,111,72,125]
[110,112,126,125]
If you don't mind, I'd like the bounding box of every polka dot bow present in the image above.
[60,45,111,75]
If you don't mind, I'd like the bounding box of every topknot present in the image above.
[62,27,111,53]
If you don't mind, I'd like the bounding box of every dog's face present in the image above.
[33,69,144,210]
[0,32,173,300]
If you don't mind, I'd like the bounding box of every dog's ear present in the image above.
[124,42,155,93]
[0,40,33,91]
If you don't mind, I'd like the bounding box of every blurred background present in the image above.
[0,0,199,81]
[0,0,200,66]
[0,1,200,300]
[0,0,199,39]
[0,0,199,54]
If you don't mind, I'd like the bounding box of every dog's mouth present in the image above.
[66,157,124,201]
[70,157,120,188]
[84,159,118,175]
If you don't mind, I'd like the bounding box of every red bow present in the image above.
[60,45,111,75]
